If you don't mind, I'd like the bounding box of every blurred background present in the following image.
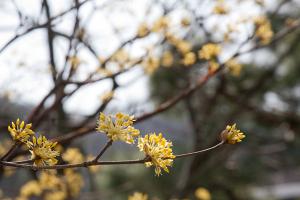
[0,0,300,199]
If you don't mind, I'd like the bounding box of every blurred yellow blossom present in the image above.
[137,133,175,176]
[221,124,245,144]
[161,51,174,67]
[152,16,169,32]
[3,168,15,177]
[19,180,42,198]
[97,68,113,76]
[62,148,84,164]
[112,49,129,64]
[27,135,60,167]
[254,16,273,45]
[213,1,229,15]
[128,192,148,200]
[195,187,211,200]
[100,91,114,102]
[44,191,66,200]
[64,169,84,197]
[181,17,191,27]
[137,23,150,37]
[8,119,34,143]
[39,171,63,190]
[182,52,196,66]
[208,61,220,73]
[198,43,221,60]
[97,112,140,144]
[175,40,192,55]
[225,59,242,76]
[143,56,160,74]
[165,32,179,44]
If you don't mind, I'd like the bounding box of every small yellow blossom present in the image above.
[4,168,15,177]
[195,187,211,200]
[64,169,84,197]
[137,133,175,176]
[198,43,221,60]
[182,52,196,66]
[100,91,114,102]
[137,23,150,37]
[27,136,60,167]
[165,32,179,44]
[161,51,174,67]
[143,56,160,74]
[175,40,192,55]
[62,148,84,164]
[19,180,42,198]
[97,112,140,144]
[213,2,229,15]
[112,49,129,64]
[208,61,220,73]
[221,124,245,144]
[44,191,66,200]
[254,16,273,45]
[8,119,34,142]
[39,171,63,190]
[97,68,113,76]
[181,17,191,27]
[128,192,148,200]
[152,16,169,32]
[225,59,242,76]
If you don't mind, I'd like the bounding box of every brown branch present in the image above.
[0,140,224,170]
[0,142,20,161]
[93,139,113,161]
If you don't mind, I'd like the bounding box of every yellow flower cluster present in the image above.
[198,43,221,60]
[112,49,129,64]
[128,192,148,200]
[175,40,192,55]
[198,43,222,72]
[137,133,175,176]
[181,17,191,27]
[213,1,229,15]
[221,124,245,144]
[182,52,196,66]
[195,187,211,200]
[254,16,273,45]
[152,16,169,32]
[8,119,34,143]
[18,180,42,199]
[225,58,243,76]
[64,169,84,197]
[142,56,160,74]
[161,51,174,67]
[17,170,83,200]
[62,148,84,164]
[27,136,60,167]
[137,23,150,37]
[97,112,140,144]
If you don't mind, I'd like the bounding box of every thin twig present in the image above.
[93,139,113,161]
[0,141,224,170]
